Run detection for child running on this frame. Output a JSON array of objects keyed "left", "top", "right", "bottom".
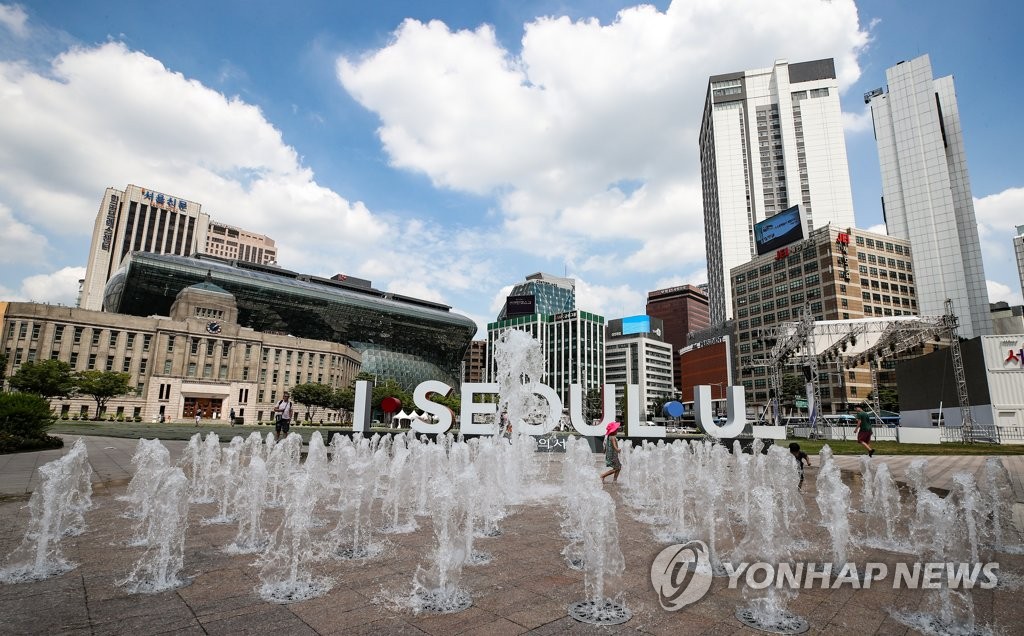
[{"left": 600, "top": 421, "right": 622, "bottom": 483}]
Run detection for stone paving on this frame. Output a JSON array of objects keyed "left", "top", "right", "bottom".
[{"left": 1, "top": 436, "right": 1023, "bottom": 635}]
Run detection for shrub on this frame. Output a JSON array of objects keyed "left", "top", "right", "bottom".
[
  {"left": 0, "top": 393, "right": 56, "bottom": 439},
  {"left": 133, "top": 416, "right": 142, "bottom": 422},
  {"left": 0, "top": 432, "right": 63, "bottom": 454}
]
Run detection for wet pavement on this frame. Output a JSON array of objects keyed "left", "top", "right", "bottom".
[{"left": 1, "top": 435, "right": 1022, "bottom": 635}]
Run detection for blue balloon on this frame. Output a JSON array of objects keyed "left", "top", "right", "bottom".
[{"left": 662, "top": 401, "right": 685, "bottom": 418}]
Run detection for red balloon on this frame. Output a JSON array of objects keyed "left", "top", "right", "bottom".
[{"left": 381, "top": 396, "right": 401, "bottom": 413}]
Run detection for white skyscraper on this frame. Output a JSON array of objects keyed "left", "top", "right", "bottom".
[
  {"left": 1015, "top": 225, "right": 1024, "bottom": 300},
  {"left": 867, "top": 54, "right": 991, "bottom": 338},
  {"left": 700, "top": 59, "right": 855, "bottom": 324}
]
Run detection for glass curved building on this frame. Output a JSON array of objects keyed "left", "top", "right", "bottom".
[{"left": 103, "top": 252, "right": 477, "bottom": 389}]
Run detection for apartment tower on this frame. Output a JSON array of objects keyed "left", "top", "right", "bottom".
[{"left": 699, "top": 58, "right": 856, "bottom": 324}]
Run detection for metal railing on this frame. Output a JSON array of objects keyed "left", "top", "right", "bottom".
[
  {"left": 789, "top": 424, "right": 1024, "bottom": 445},
  {"left": 940, "top": 424, "right": 1024, "bottom": 444},
  {"left": 790, "top": 426, "right": 897, "bottom": 441}
]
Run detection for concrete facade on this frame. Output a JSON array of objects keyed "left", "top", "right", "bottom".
[
  {"left": 730, "top": 226, "right": 917, "bottom": 411},
  {"left": 867, "top": 54, "right": 991, "bottom": 338},
  {"left": 79, "top": 185, "right": 279, "bottom": 312},
  {"left": 700, "top": 58, "right": 856, "bottom": 324},
  {"left": 645, "top": 285, "right": 710, "bottom": 390},
  {"left": 205, "top": 221, "right": 277, "bottom": 265},
  {"left": 80, "top": 185, "right": 208, "bottom": 311},
  {"left": 604, "top": 317, "right": 674, "bottom": 418},
  {"left": 0, "top": 287, "right": 360, "bottom": 424},
  {"left": 461, "top": 339, "right": 487, "bottom": 384}
]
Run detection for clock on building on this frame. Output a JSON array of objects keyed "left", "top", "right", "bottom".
[{"left": 206, "top": 321, "right": 222, "bottom": 334}]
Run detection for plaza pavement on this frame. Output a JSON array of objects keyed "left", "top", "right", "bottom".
[{"left": 0, "top": 434, "right": 1023, "bottom": 635}]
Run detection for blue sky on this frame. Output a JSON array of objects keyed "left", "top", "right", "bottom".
[{"left": 1, "top": 0, "right": 1022, "bottom": 337}]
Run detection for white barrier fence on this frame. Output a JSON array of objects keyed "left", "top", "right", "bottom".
[
  {"left": 792, "top": 424, "right": 1024, "bottom": 445},
  {"left": 791, "top": 426, "right": 898, "bottom": 442}
]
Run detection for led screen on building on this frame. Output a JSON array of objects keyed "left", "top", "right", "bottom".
[
  {"left": 754, "top": 205, "right": 804, "bottom": 255},
  {"left": 621, "top": 315, "right": 651, "bottom": 335},
  {"left": 505, "top": 294, "right": 536, "bottom": 317}
]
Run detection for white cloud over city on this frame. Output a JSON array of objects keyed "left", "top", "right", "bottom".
[{"left": 338, "top": 0, "right": 870, "bottom": 277}]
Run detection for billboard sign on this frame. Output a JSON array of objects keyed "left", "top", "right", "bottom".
[
  {"left": 505, "top": 294, "right": 536, "bottom": 317},
  {"left": 754, "top": 205, "right": 804, "bottom": 256},
  {"left": 622, "top": 315, "right": 651, "bottom": 335}
]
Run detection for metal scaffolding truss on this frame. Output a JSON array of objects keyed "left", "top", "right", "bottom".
[{"left": 751, "top": 301, "right": 975, "bottom": 439}]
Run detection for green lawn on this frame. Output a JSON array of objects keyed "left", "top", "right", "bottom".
[
  {"left": 787, "top": 438, "right": 1024, "bottom": 456},
  {"left": 46, "top": 420, "right": 1024, "bottom": 455}
]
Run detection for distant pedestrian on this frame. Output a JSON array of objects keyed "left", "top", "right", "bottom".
[
  {"left": 600, "top": 421, "right": 622, "bottom": 483},
  {"left": 229, "top": 407, "right": 236, "bottom": 425},
  {"left": 854, "top": 405, "right": 875, "bottom": 457},
  {"left": 274, "top": 392, "right": 293, "bottom": 441},
  {"left": 194, "top": 412, "right": 201, "bottom": 427}
]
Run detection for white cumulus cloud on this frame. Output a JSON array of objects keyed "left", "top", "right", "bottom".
[
  {"left": 0, "top": 42, "right": 413, "bottom": 289},
  {"left": 987, "top": 280, "right": 1023, "bottom": 307},
  {"left": 17, "top": 266, "right": 84, "bottom": 304},
  {"left": 337, "top": 0, "right": 870, "bottom": 279},
  {"left": 0, "top": 3, "right": 27, "bottom": 38}
]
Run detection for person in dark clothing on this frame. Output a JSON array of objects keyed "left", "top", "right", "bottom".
[{"left": 789, "top": 442, "right": 811, "bottom": 487}]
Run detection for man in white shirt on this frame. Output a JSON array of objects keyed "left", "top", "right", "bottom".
[{"left": 274, "top": 392, "right": 293, "bottom": 441}]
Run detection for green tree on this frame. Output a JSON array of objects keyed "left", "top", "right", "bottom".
[
  {"left": 290, "top": 382, "right": 336, "bottom": 421},
  {"left": 75, "top": 371, "right": 132, "bottom": 419},
  {"left": 332, "top": 386, "right": 355, "bottom": 411},
  {"left": 425, "top": 390, "right": 459, "bottom": 418},
  {"left": 8, "top": 359, "right": 77, "bottom": 399},
  {"left": 0, "top": 352, "right": 8, "bottom": 388},
  {"left": 372, "top": 378, "right": 411, "bottom": 421},
  {"left": 869, "top": 387, "right": 900, "bottom": 412},
  {"left": 0, "top": 392, "right": 55, "bottom": 439},
  {"left": 780, "top": 374, "right": 805, "bottom": 407},
  {"left": 351, "top": 371, "right": 377, "bottom": 387}
]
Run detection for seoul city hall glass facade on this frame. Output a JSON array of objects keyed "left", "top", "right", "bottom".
[{"left": 103, "top": 253, "right": 476, "bottom": 389}]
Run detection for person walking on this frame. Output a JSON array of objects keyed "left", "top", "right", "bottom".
[
  {"left": 194, "top": 411, "right": 201, "bottom": 427},
  {"left": 274, "top": 392, "right": 293, "bottom": 441},
  {"left": 600, "top": 421, "right": 622, "bottom": 483},
  {"left": 229, "top": 407, "right": 236, "bottom": 426},
  {"left": 854, "top": 404, "right": 875, "bottom": 457}
]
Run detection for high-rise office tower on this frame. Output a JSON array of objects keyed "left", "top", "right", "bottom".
[
  {"left": 1015, "top": 225, "right": 1024, "bottom": 300},
  {"left": 80, "top": 185, "right": 280, "bottom": 312},
  {"left": 867, "top": 54, "right": 991, "bottom": 338},
  {"left": 645, "top": 285, "right": 709, "bottom": 390},
  {"left": 81, "top": 185, "right": 208, "bottom": 311},
  {"left": 495, "top": 272, "right": 575, "bottom": 320},
  {"left": 700, "top": 59, "right": 856, "bottom": 324},
  {"left": 605, "top": 316, "right": 675, "bottom": 418},
  {"left": 487, "top": 273, "right": 604, "bottom": 404}
]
